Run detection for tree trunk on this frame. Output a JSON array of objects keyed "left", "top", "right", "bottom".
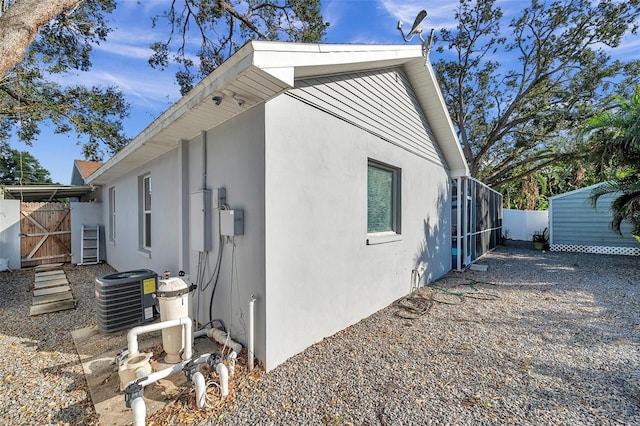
[{"left": 0, "top": 0, "right": 82, "bottom": 80}]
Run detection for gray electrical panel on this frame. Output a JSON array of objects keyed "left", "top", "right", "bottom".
[
  {"left": 220, "top": 209, "right": 244, "bottom": 236},
  {"left": 190, "top": 190, "right": 212, "bottom": 251}
]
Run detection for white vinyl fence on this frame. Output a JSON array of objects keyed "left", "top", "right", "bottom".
[{"left": 502, "top": 209, "right": 548, "bottom": 241}]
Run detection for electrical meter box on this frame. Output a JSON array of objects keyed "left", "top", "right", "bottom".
[{"left": 220, "top": 209, "right": 244, "bottom": 236}]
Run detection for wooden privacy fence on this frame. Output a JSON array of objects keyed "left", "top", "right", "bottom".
[{"left": 20, "top": 202, "right": 72, "bottom": 268}]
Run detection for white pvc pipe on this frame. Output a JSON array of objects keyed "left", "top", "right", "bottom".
[
  {"left": 248, "top": 295, "right": 256, "bottom": 370},
  {"left": 216, "top": 363, "right": 229, "bottom": 397},
  {"left": 193, "top": 371, "right": 206, "bottom": 408},
  {"left": 207, "top": 328, "right": 242, "bottom": 354},
  {"left": 193, "top": 327, "right": 209, "bottom": 339},
  {"left": 127, "top": 317, "right": 193, "bottom": 361},
  {"left": 125, "top": 353, "right": 212, "bottom": 426},
  {"left": 127, "top": 353, "right": 209, "bottom": 391},
  {"left": 132, "top": 397, "right": 146, "bottom": 426}
]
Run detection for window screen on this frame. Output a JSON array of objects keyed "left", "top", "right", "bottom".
[{"left": 368, "top": 161, "right": 399, "bottom": 233}]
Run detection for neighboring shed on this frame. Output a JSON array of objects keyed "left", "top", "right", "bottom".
[{"left": 549, "top": 183, "right": 640, "bottom": 256}]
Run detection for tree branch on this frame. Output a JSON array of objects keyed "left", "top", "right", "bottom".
[
  {"left": 216, "top": 0, "right": 267, "bottom": 39},
  {"left": 0, "top": 0, "right": 84, "bottom": 79}
]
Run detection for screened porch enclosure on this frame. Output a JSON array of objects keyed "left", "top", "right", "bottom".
[{"left": 452, "top": 177, "right": 503, "bottom": 270}]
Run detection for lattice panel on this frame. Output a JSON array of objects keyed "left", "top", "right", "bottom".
[{"left": 550, "top": 244, "right": 640, "bottom": 256}]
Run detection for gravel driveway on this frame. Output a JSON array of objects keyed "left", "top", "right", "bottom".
[{"left": 0, "top": 243, "right": 638, "bottom": 425}]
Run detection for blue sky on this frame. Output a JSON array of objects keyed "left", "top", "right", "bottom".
[{"left": 7, "top": 0, "right": 640, "bottom": 184}]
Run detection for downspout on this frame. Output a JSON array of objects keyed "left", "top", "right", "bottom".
[
  {"left": 178, "top": 139, "right": 189, "bottom": 272},
  {"left": 201, "top": 130, "right": 207, "bottom": 190}
]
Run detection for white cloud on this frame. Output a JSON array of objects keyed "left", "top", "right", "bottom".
[
  {"left": 379, "top": 0, "right": 459, "bottom": 31},
  {"left": 93, "top": 40, "right": 154, "bottom": 60}
]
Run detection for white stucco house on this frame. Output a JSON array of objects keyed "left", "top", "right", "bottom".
[{"left": 85, "top": 41, "right": 470, "bottom": 370}]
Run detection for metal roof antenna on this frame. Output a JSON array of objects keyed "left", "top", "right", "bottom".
[{"left": 397, "top": 10, "right": 434, "bottom": 61}]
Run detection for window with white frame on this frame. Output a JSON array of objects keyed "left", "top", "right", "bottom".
[
  {"left": 108, "top": 186, "right": 116, "bottom": 242},
  {"left": 139, "top": 174, "right": 151, "bottom": 250},
  {"left": 367, "top": 159, "right": 401, "bottom": 236}
]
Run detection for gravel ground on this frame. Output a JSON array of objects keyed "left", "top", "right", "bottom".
[
  {"left": 0, "top": 244, "right": 638, "bottom": 425},
  {"left": 0, "top": 262, "right": 114, "bottom": 425}
]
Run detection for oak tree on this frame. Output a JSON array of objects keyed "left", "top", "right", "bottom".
[
  {"left": 0, "top": 0, "right": 129, "bottom": 160},
  {"left": 434, "top": 0, "right": 640, "bottom": 194},
  {"left": 148, "top": 0, "right": 328, "bottom": 95}
]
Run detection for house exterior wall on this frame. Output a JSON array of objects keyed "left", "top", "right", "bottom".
[
  {"left": 98, "top": 105, "right": 268, "bottom": 363},
  {"left": 186, "top": 105, "right": 267, "bottom": 365},
  {"left": 70, "top": 202, "right": 104, "bottom": 265},
  {"left": 550, "top": 186, "right": 639, "bottom": 255},
  {"left": 0, "top": 199, "right": 21, "bottom": 270},
  {"left": 262, "top": 90, "right": 452, "bottom": 369},
  {"left": 97, "top": 64, "right": 459, "bottom": 371},
  {"left": 100, "top": 150, "right": 181, "bottom": 273}
]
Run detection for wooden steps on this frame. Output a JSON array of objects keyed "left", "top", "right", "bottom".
[{"left": 30, "top": 264, "right": 77, "bottom": 316}]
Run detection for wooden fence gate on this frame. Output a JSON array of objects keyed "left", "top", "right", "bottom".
[{"left": 20, "top": 202, "right": 72, "bottom": 268}]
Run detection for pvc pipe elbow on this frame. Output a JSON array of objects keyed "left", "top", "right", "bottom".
[
  {"left": 216, "top": 363, "right": 229, "bottom": 398},
  {"left": 207, "top": 328, "right": 242, "bottom": 354},
  {"left": 193, "top": 371, "right": 206, "bottom": 408},
  {"left": 131, "top": 397, "right": 146, "bottom": 426},
  {"left": 127, "top": 317, "right": 193, "bottom": 361}
]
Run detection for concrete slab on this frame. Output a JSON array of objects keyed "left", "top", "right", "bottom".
[
  {"left": 34, "top": 263, "right": 64, "bottom": 272},
  {"left": 32, "top": 292, "right": 74, "bottom": 305},
  {"left": 35, "top": 269, "right": 66, "bottom": 277},
  {"left": 29, "top": 300, "right": 76, "bottom": 316},
  {"left": 34, "top": 278, "right": 69, "bottom": 289},
  {"left": 34, "top": 271, "right": 67, "bottom": 283},
  {"left": 33, "top": 285, "right": 71, "bottom": 296},
  {"left": 72, "top": 324, "right": 218, "bottom": 426}
]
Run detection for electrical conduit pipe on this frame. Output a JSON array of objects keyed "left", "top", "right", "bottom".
[
  {"left": 127, "top": 317, "right": 193, "bottom": 361},
  {"left": 248, "top": 295, "right": 256, "bottom": 370}
]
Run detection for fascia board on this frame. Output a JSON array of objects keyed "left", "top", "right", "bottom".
[
  {"left": 548, "top": 182, "right": 603, "bottom": 201},
  {"left": 251, "top": 41, "right": 423, "bottom": 81},
  {"left": 405, "top": 58, "right": 469, "bottom": 177}
]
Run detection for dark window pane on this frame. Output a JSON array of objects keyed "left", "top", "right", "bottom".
[{"left": 368, "top": 165, "right": 394, "bottom": 233}]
